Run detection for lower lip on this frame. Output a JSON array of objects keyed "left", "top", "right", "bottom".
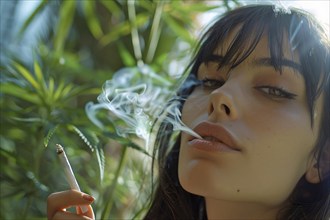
[{"left": 188, "top": 139, "right": 238, "bottom": 152}]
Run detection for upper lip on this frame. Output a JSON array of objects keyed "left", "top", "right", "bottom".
[{"left": 190, "top": 121, "right": 241, "bottom": 151}]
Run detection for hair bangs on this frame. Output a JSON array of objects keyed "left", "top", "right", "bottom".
[
  {"left": 192, "top": 5, "right": 294, "bottom": 74},
  {"left": 193, "top": 7, "right": 268, "bottom": 72}
]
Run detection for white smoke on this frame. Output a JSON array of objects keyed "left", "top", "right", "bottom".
[{"left": 86, "top": 65, "right": 201, "bottom": 150}]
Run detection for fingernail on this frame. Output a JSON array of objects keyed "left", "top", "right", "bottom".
[{"left": 82, "top": 194, "right": 95, "bottom": 202}]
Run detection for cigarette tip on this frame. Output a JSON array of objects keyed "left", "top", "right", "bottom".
[{"left": 56, "top": 144, "right": 64, "bottom": 154}]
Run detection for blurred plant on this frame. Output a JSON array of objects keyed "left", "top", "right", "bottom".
[{"left": 0, "top": 0, "right": 240, "bottom": 219}]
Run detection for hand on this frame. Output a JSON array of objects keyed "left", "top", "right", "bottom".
[{"left": 47, "top": 190, "right": 95, "bottom": 220}]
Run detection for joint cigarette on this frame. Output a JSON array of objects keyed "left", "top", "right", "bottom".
[{"left": 56, "top": 144, "right": 89, "bottom": 214}]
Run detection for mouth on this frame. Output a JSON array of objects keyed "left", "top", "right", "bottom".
[
  {"left": 203, "top": 136, "right": 220, "bottom": 142},
  {"left": 188, "top": 121, "right": 241, "bottom": 152}
]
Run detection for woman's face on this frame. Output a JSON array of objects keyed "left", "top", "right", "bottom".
[{"left": 178, "top": 33, "right": 324, "bottom": 207}]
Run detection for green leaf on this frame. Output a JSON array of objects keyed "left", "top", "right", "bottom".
[
  {"left": 34, "top": 61, "right": 45, "bottom": 88},
  {"left": 100, "top": 0, "right": 121, "bottom": 17},
  {"left": 68, "top": 125, "right": 104, "bottom": 181},
  {"left": 95, "top": 143, "right": 105, "bottom": 181},
  {"left": 60, "top": 84, "right": 73, "bottom": 98},
  {"left": 69, "top": 125, "right": 99, "bottom": 152},
  {"left": 44, "top": 124, "right": 59, "bottom": 148},
  {"left": 100, "top": 14, "right": 149, "bottom": 46},
  {"left": 0, "top": 188, "right": 25, "bottom": 199},
  {"left": 47, "top": 77, "right": 55, "bottom": 103},
  {"left": 100, "top": 21, "right": 131, "bottom": 46},
  {"left": 1, "top": 83, "right": 40, "bottom": 104},
  {"left": 26, "top": 171, "right": 49, "bottom": 192},
  {"left": 11, "top": 117, "right": 43, "bottom": 123},
  {"left": 18, "top": 0, "right": 48, "bottom": 38},
  {"left": 117, "top": 42, "right": 136, "bottom": 66},
  {"left": 54, "top": 0, "right": 77, "bottom": 53},
  {"left": 82, "top": 0, "right": 104, "bottom": 39},
  {"left": 13, "top": 62, "right": 40, "bottom": 91},
  {"left": 146, "top": 1, "right": 164, "bottom": 63},
  {"left": 53, "top": 80, "right": 65, "bottom": 101},
  {"left": 173, "top": 2, "right": 219, "bottom": 13},
  {"left": 162, "top": 14, "right": 194, "bottom": 44}
]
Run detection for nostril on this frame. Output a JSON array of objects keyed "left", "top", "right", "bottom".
[
  {"left": 222, "top": 104, "right": 230, "bottom": 115},
  {"left": 208, "top": 104, "right": 214, "bottom": 115},
  {"left": 209, "top": 102, "right": 231, "bottom": 116},
  {"left": 208, "top": 92, "right": 236, "bottom": 118}
]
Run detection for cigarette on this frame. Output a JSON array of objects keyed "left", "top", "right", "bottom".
[{"left": 56, "top": 144, "right": 89, "bottom": 214}]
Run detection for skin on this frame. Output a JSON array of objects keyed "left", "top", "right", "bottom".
[
  {"left": 178, "top": 32, "right": 323, "bottom": 219},
  {"left": 47, "top": 190, "right": 95, "bottom": 220}
]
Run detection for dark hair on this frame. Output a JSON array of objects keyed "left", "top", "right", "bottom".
[{"left": 144, "top": 4, "right": 330, "bottom": 220}]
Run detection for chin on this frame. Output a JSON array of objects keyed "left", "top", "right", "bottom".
[{"left": 178, "top": 162, "right": 220, "bottom": 196}]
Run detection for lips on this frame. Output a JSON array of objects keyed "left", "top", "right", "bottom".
[{"left": 188, "top": 121, "right": 241, "bottom": 152}]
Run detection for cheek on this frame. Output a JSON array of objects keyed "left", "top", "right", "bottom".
[
  {"left": 244, "top": 95, "right": 315, "bottom": 144},
  {"left": 239, "top": 105, "right": 318, "bottom": 202},
  {"left": 245, "top": 100, "right": 317, "bottom": 166}
]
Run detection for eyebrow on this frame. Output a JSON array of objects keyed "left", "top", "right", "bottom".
[
  {"left": 253, "top": 57, "right": 302, "bottom": 74},
  {"left": 204, "top": 55, "right": 302, "bottom": 75}
]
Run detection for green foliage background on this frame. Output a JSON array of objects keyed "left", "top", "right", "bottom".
[{"left": 0, "top": 0, "right": 239, "bottom": 219}]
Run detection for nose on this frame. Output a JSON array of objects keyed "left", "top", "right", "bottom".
[{"left": 208, "top": 86, "right": 239, "bottom": 121}]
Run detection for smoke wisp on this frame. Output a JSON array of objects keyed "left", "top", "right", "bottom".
[{"left": 86, "top": 65, "right": 201, "bottom": 149}]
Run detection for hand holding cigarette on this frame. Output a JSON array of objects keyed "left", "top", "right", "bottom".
[
  {"left": 56, "top": 144, "right": 89, "bottom": 213},
  {"left": 47, "top": 190, "right": 95, "bottom": 220}
]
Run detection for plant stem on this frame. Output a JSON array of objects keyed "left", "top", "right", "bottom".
[
  {"left": 100, "top": 145, "right": 128, "bottom": 219},
  {"left": 128, "top": 0, "right": 144, "bottom": 67},
  {"left": 146, "top": 1, "right": 164, "bottom": 63}
]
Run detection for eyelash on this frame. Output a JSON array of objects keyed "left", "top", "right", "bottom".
[
  {"left": 200, "top": 78, "right": 297, "bottom": 100},
  {"left": 254, "top": 86, "right": 297, "bottom": 99}
]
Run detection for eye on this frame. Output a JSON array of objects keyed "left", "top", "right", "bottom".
[
  {"left": 255, "top": 86, "right": 297, "bottom": 99},
  {"left": 201, "top": 78, "right": 225, "bottom": 89}
]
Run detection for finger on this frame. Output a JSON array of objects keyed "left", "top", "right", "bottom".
[
  {"left": 53, "top": 210, "right": 93, "bottom": 220},
  {"left": 76, "top": 204, "right": 95, "bottom": 218},
  {"left": 47, "top": 190, "right": 94, "bottom": 219}
]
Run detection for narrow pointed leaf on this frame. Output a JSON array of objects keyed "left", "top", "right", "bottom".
[
  {"left": 95, "top": 143, "right": 105, "bottom": 181},
  {"left": 13, "top": 62, "right": 40, "bottom": 91},
  {"left": 44, "top": 124, "right": 59, "bottom": 148},
  {"left": 100, "top": 0, "right": 121, "bottom": 16},
  {"left": 53, "top": 80, "right": 65, "bottom": 101},
  {"left": 69, "top": 125, "right": 99, "bottom": 152},
  {"left": 162, "top": 14, "right": 194, "bottom": 44},
  {"left": 34, "top": 61, "right": 45, "bottom": 87},
  {"left": 117, "top": 42, "right": 136, "bottom": 66},
  {"left": 18, "top": 0, "right": 48, "bottom": 37},
  {"left": 54, "top": 0, "right": 76, "bottom": 53},
  {"left": 83, "top": 0, "right": 104, "bottom": 39},
  {"left": 47, "top": 77, "right": 55, "bottom": 103},
  {"left": 1, "top": 83, "right": 40, "bottom": 104}
]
